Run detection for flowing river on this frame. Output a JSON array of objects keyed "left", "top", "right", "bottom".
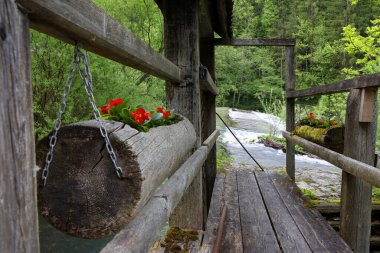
[{"left": 217, "top": 107, "right": 342, "bottom": 201}]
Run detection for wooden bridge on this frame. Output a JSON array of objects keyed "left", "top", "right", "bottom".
[{"left": 2, "top": 0, "right": 380, "bottom": 253}]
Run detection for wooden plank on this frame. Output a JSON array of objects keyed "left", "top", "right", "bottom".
[
  {"left": 286, "top": 72, "right": 380, "bottom": 98},
  {"left": 286, "top": 46, "right": 296, "bottom": 179},
  {"left": 269, "top": 172, "right": 352, "bottom": 253},
  {"left": 340, "top": 88, "right": 377, "bottom": 252},
  {"left": 200, "top": 66, "right": 219, "bottom": 95},
  {"left": 0, "top": 1, "right": 39, "bottom": 252},
  {"left": 18, "top": 0, "right": 182, "bottom": 82},
  {"left": 282, "top": 131, "right": 380, "bottom": 188},
  {"left": 214, "top": 38, "right": 296, "bottom": 46},
  {"left": 200, "top": 173, "right": 226, "bottom": 253},
  {"left": 101, "top": 146, "right": 210, "bottom": 253},
  {"left": 221, "top": 172, "right": 244, "bottom": 252},
  {"left": 255, "top": 172, "right": 312, "bottom": 253},
  {"left": 202, "top": 130, "right": 220, "bottom": 149},
  {"left": 237, "top": 171, "right": 281, "bottom": 253},
  {"left": 359, "top": 87, "right": 377, "bottom": 122},
  {"left": 163, "top": 0, "right": 204, "bottom": 230},
  {"left": 200, "top": 41, "right": 218, "bottom": 221}
]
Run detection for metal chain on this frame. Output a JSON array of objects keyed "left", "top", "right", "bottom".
[
  {"left": 41, "top": 51, "right": 80, "bottom": 186},
  {"left": 41, "top": 46, "right": 123, "bottom": 186},
  {"left": 76, "top": 48, "right": 124, "bottom": 179}
]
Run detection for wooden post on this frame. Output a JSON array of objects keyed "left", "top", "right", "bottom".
[
  {"left": 340, "top": 88, "right": 377, "bottom": 252},
  {"left": 200, "top": 39, "right": 217, "bottom": 215},
  {"left": 0, "top": 1, "right": 40, "bottom": 252},
  {"left": 285, "top": 46, "right": 296, "bottom": 179},
  {"left": 163, "top": 0, "right": 204, "bottom": 229}
]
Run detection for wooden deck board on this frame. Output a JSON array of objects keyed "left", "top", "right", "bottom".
[
  {"left": 269, "top": 171, "right": 353, "bottom": 253},
  {"left": 201, "top": 170, "right": 352, "bottom": 253},
  {"left": 236, "top": 171, "right": 281, "bottom": 253},
  {"left": 256, "top": 172, "right": 312, "bottom": 253},
  {"left": 221, "top": 172, "right": 244, "bottom": 252}
]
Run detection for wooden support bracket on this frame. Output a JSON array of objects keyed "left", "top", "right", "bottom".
[{"left": 359, "top": 87, "right": 377, "bottom": 122}]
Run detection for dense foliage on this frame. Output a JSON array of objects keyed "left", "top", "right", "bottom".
[{"left": 31, "top": 0, "right": 380, "bottom": 143}]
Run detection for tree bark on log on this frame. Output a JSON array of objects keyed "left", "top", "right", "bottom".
[
  {"left": 294, "top": 125, "right": 344, "bottom": 153},
  {"left": 36, "top": 117, "right": 196, "bottom": 238}
]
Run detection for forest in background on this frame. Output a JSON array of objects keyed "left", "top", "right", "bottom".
[{"left": 31, "top": 0, "right": 380, "bottom": 142}]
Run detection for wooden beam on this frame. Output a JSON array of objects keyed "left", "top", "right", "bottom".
[
  {"left": 100, "top": 145, "right": 211, "bottom": 253},
  {"left": 359, "top": 87, "right": 377, "bottom": 122},
  {"left": 286, "top": 72, "right": 380, "bottom": 98},
  {"left": 340, "top": 88, "right": 377, "bottom": 252},
  {"left": 200, "top": 40, "right": 218, "bottom": 221},
  {"left": 0, "top": 1, "right": 39, "bottom": 252},
  {"left": 285, "top": 46, "right": 296, "bottom": 180},
  {"left": 163, "top": 0, "right": 204, "bottom": 230},
  {"left": 200, "top": 66, "right": 219, "bottom": 95},
  {"left": 282, "top": 131, "right": 380, "bottom": 188},
  {"left": 202, "top": 130, "right": 220, "bottom": 149},
  {"left": 18, "top": 0, "right": 182, "bottom": 82},
  {"left": 214, "top": 38, "right": 296, "bottom": 46}
]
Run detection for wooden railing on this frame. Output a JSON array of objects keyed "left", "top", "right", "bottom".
[
  {"left": 2, "top": 0, "right": 219, "bottom": 252},
  {"left": 283, "top": 66, "right": 380, "bottom": 252}
]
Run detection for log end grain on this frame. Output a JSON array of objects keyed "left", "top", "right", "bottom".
[{"left": 36, "top": 117, "right": 196, "bottom": 238}]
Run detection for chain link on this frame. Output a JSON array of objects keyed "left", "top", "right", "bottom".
[{"left": 41, "top": 46, "right": 123, "bottom": 186}]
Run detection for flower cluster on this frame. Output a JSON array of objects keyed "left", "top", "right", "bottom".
[
  {"left": 299, "top": 112, "right": 337, "bottom": 128},
  {"left": 99, "top": 98, "right": 177, "bottom": 132}
]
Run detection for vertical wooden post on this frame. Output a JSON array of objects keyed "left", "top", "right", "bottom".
[
  {"left": 285, "top": 46, "right": 296, "bottom": 179},
  {"left": 0, "top": 1, "right": 40, "bottom": 252},
  {"left": 163, "top": 0, "right": 204, "bottom": 229},
  {"left": 340, "top": 88, "right": 377, "bottom": 252},
  {"left": 200, "top": 39, "right": 217, "bottom": 215}
]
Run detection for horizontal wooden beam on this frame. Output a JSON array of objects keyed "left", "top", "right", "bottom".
[
  {"left": 282, "top": 131, "right": 380, "bottom": 188},
  {"left": 200, "top": 66, "right": 219, "bottom": 95},
  {"left": 100, "top": 144, "right": 213, "bottom": 253},
  {"left": 287, "top": 73, "right": 380, "bottom": 98},
  {"left": 214, "top": 38, "right": 296, "bottom": 46},
  {"left": 202, "top": 129, "right": 219, "bottom": 149},
  {"left": 19, "top": 0, "right": 182, "bottom": 82}
]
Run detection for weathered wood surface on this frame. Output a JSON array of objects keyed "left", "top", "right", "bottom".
[
  {"left": 283, "top": 131, "right": 380, "bottom": 188},
  {"left": 270, "top": 172, "right": 352, "bottom": 252},
  {"left": 200, "top": 66, "right": 219, "bottom": 95},
  {"left": 201, "top": 170, "right": 351, "bottom": 252},
  {"left": 237, "top": 171, "right": 280, "bottom": 253},
  {"left": 101, "top": 144, "right": 212, "bottom": 253},
  {"left": 359, "top": 87, "right": 377, "bottom": 122},
  {"left": 340, "top": 88, "right": 377, "bottom": 252},
  {"left": 163, "top": 0, "right": 205, "bottom": 230},
  {"left": 18, "top": 0, "right": 182, "bottom": 82},
  {"left": 286, "top": 46, "right": 296, "bottom": 179},
  {"left": 294, "top": 125, "right": 344, "bottom": 153},
  {"left": 286, "top": 72, "right": 380, "bottom": 98},
  {"left": 36, "top": 118, "right": 196, "bottom": 238},
  {"left": 0, "top": 1, "right": 40, "bottom": 252},
  {"left": 200, "top": 40, "right": 218, "bottom": 220},
  {"left": 256, "top": 172, "right": 312, "bottom": 253},
  {"left": 214, "top": 38, "right": 296, "bottom": 46},
  {"left": 199, "top": 172, "right": 226, "bottom": 253}
]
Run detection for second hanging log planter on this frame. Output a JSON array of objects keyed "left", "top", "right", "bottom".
[
  {"left": 36, "top": 116, "right": 196, "bottom": 239},
  {"left": 293, "top": 125, "right": 344, "bottom": 154}
]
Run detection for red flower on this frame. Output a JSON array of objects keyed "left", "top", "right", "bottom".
[
  {"left": 101, "top": 105, "right": 112, "bottom": 115},
  {"left": 109, "top": 98, "right": 123, "bottom": 107},
  {"left": 157, "top": 107, "right": 171, "bottom": 118},
  {"left": 309, "top": 113, "right": 314, "bottom": 119},
  {"left": 130, "top": 107, "right": 152, "bottom": 125},
  {"left": 313, "top": 119, "right": 317, "bottom": 124},
  {"left": 319, "top": 119, "right": 323, "bottom": 124}
]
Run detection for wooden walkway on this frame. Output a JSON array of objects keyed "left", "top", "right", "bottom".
[{"left": 200, "top": 170, "right": 353, "bottom": 253}]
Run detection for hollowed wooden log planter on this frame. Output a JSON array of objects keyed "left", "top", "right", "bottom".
[
  {"left": 293, "top": 125, "right": 344, "bottom": 153},
  {"left": 36, "top": 117, "right": 196, "bottom": 239}
]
